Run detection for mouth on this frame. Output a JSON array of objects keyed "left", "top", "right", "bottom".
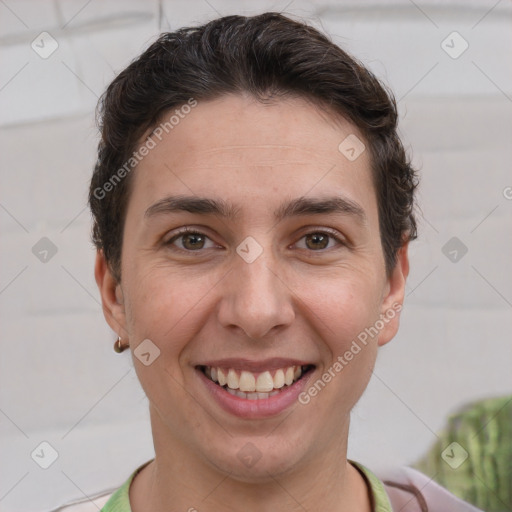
[{"left": 196, "top": 364, "right": 315, "bottom": 400}]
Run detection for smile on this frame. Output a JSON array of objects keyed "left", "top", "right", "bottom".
[{"left": 198, "top": 364, "right": 315, "bottom": 400}]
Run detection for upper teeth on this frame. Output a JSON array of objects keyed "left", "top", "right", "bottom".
[{"left": 205, "top": 366, "right": 303, "bottom": 392}]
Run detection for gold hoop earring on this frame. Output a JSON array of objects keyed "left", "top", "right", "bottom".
[{"left": 114, "top": 337, "right": 127, "bottom": 353}]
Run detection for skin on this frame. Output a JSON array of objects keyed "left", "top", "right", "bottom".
[{"left": 95, "top": 92, "right": 409, "bottom": 512}]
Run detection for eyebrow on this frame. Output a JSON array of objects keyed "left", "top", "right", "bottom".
[{"left": 144, "top": 194, "right": 366, "bottom": 223}]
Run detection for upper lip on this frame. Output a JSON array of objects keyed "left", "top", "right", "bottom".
[{"left": 195, "top": 358, "right": 315, "bottom": 372}]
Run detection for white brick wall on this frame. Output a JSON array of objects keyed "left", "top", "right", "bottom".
[{"left": 1, "top": 1, "right": 511, "bottom": 510}]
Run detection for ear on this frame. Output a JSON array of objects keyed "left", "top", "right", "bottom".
[
  {"left": 94, "top": 250, "right": 128, "bottom": 340},
  {"left": 377, "top": 242, "right": 410, "bottom": 347}
]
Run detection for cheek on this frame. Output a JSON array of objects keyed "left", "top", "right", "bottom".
[
  {"left": 123, "top": 264, "right": 216, "bottom": 353},
  {"left": 301, "top": 281, "right": 381, "bottom": 420},
  {"left": 298, "top": 273, "right": 382, "bottom": 408},
  {"left": 122, "top": 269, "right": 202, "bottom": 417},
  {"left": 301, "top": 272, "right": 382, "bottom": 349}
]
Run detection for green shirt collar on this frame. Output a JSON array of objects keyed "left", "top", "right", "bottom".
[
  {"left": 101, "top": 459, "right": 393, "bottom": 512},
  {"left": 350, "top": 460, "right": 394, "bottom": 512}
]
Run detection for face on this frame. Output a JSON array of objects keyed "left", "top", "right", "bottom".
[{"left": 96, "top": 93, "right": 408, "bottom": 480}]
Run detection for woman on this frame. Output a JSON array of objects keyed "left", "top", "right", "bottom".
[{"left": 60, "top": 12, "right": 482, "bottom": 512}]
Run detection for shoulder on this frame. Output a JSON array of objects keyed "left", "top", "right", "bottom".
[
  {"left": 51, "top": 459, "right": 152, "bottom": 512},
  {"left": 52, "top": 461, "right": 485, "bottom": 512},
  {"left": 374, "top": 465, "right": 485, "bottom": 512},
  {"left": 50, "top": 490, "right": 114, "bottom": 512}
]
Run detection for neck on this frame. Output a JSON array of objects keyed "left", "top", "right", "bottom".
[{"left": 130, "top": 407, "right": 372, "bottom": 512}]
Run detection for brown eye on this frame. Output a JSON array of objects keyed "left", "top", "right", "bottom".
[
  {"left": 181, "top": 232, "right": 206, "bottom": 250},
  {"left": 305, "top": 233, "right": 329, "bottom": 250},
  {"left": 295, "top": 230, "right": 344, "bottom": 252},
  {"left": 166, "top": 229, "right": 216, "bottom": 252}
]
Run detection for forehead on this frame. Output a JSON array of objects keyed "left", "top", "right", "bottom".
[{"left": 128, "top": 94, "right": 377, "bottom": 221}]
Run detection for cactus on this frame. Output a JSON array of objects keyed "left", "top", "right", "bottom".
[{"left": 413, "top": 395, "right": 512, "bottom": 511}]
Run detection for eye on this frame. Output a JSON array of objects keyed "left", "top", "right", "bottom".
[
  {"left": 295, "top": 230, "right": 345, "bottom": 251},
  {"left": 165, "top": 228, "right": 218, "bottom": 252},
  {"left": 165, "top": 227, "right": 346, "bottom": 254}
]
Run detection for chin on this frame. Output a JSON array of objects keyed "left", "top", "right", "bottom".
[{"left": 204, "top": 436, "right": 307, "bottom": 483}]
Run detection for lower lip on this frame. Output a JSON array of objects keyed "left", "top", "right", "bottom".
[{"left": 196, "top": 368, "right": 314, "bottom": 419}]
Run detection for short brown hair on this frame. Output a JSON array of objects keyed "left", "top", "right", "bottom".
[{"left": 89, "top": 12, "right": 418, "bottom": 281}]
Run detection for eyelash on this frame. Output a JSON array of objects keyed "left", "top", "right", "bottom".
[{"left": 165, "top": 227, "right": 346, "bottom": 254}]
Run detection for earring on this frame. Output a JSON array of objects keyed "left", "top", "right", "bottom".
[{"left": 114, "top": 336, "right": 127, "bottom": 353}]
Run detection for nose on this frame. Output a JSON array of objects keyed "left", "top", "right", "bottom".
[{"left": 217, "top": 245, "right": 295, "bottom": 340}]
